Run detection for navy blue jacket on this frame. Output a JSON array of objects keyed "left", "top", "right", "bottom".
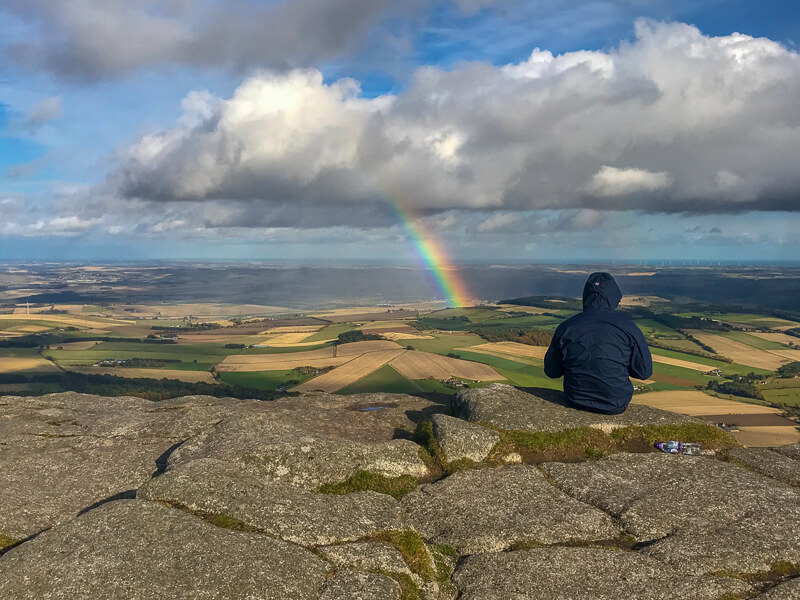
[{"left": 544, "top": 272, "right": 652, "bottom": 414}]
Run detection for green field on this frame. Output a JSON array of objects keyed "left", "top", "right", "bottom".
[
  {"left": 761, "top": 387, "right": 800, "bottom": 407},
  {"left": 219, "top": 370, "right": 315, "bottom": 391},
  {"left": 716, "top": 330, "right": 788, "bottom": 350},
  {"left": 338, "top": 365, "right": 423, "bottom": 395},
  {"left": 46, "top": 342, "right": 236, "bottom": 366},
  {"left": 402, "top": 333, "right": 486, "bottom": 354},
  {"left": 635, "top": 319, "right": 682, "bottom": 338},
  {"left": 303, "top": 324, "right": 355, "bottom": 342},
  {"left": 675, "top": 311, "right": 800, "bottom": 329}
]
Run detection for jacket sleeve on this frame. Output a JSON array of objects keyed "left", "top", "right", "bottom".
[
  {"left": 544, "top": 326, "right": 564, "bottom": 379},
  {"left": 628, "top": 326, "right": 653, "bottom": 380}
]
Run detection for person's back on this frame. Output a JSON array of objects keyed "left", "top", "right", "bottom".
[{"left": 544, "top": 272, "right": 652, "bottom": 414}]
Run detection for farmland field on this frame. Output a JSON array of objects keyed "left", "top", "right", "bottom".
[
  {"left": 687, "top": 330, "right": 793, "bottom": 371},
  {"left": 338, "top": 365, "right": 423, "bottom": 395},
  {"left": 389, "top": 350, "right": 502, "bottom": 381},
  {"left": 66, "top": 367, "right": 217, "bottom": 384},
  {"left": 218, "top": 370, "right": 315, "bottom": 390},
  {"left": 0, "top": 358, "right": 59, "bottom": 373},
  {"left": 292, "top": 349, "right": 405, "bottom": 393},
  {"left": 216, "top": 347, "right": 348, "bottom": 372},
  {"left": 750, "top": 332, "right": 800, "bottom": 346}
]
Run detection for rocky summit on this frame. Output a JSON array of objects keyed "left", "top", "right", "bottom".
[{"left": 1, "top": 383, "right": 798, "bottom": 599}]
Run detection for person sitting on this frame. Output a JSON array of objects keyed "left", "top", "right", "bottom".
[{"left": 544, "top": 272, "right": 652, "bottom": 414}]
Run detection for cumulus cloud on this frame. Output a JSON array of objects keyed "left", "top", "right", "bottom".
[
  {"left": 111, "top": 20, "right": 800, "bottom": 229},
  {"left": 584, "top": 166, "right": 672, "bottom": 197},
  {"left": 0, "top": 0, "right": 411, "bottom": 80}
]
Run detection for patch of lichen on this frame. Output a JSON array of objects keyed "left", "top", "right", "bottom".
[
  {"left": 711, "top": 561, "right": 800, "bottom": 584},
  {"left": 610, "top": 422, "right": 739, "bottom": 450},
  {"left": 0, "top": 534, "right": 20, "bottom": 552},
  {"left": 413, "top": 419, "right": 495, "bottom": 476},
  {"left": 206, "top": 513, "right": 250, "bottom": 531},
  {"left": 319, "top": 471, "right": 418, "bottom": 500},
  {"left": 372, "top": 530, "right": 434, "bottom": 581}
]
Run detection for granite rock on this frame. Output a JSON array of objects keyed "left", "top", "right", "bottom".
[
  {"left": 431, "top": 414, "right": 499, "bottom": 463},
  {"left": 402, "top": 465, "right": 620, "bottom": 553}
]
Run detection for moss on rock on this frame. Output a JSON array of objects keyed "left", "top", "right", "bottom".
[{"left": 319, "top": 471, "right": 418, "bottom": 500}]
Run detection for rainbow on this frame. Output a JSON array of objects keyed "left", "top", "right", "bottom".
[{"left": 389, "top": 202, "right": 472, "bottom": 307}]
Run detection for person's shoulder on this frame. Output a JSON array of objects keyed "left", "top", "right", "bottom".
[{"left": 609, "top": 310, "right": 643, "bottom": 333}]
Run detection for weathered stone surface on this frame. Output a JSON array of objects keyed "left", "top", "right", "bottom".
[
  {"left": 320, "top": 542, "right": 413, "bottom": 577},
  {"left": 729, "top": 447, "right": 800, "bottom": 486},
  {"left": 0, "top": 500, "right": 329, "bottom": 599},
  {"left": 138, "top": 458, "right": 406, "bottom": 546},
  {"left": 641, "top": 503, "right": 800, "bottom": 576},
  {"left": 453, "top": 383, "right": 694, "bottom": 432},
  {"left": 431, "top": 414, "right": 499, "bottom": 463},
  {"left": 0, "top": 393, "right": 261, "bottom": 539},
  {"left": 402, "top": 465, "right": 620, "bottom": 553},
  {"left": 775, "top": 442, "right": 800, "bottom": 461},
  {"left": 272, "top": 392, "right": 446, "bottom": 439},
  {"left": 753, "top": 578, "right": 800, "bottom": 599},
  {"left": 543, "top": 452, "right": 800, "bottom": 541},
  {"left": 168, "top": 413, "right": 428, "bottom": 487},
  {"left": 319, "top": 569, "right": 401, "bottom": 600},
  {"left": 452, "top": 547, "right": 751, "bottom": 600}
]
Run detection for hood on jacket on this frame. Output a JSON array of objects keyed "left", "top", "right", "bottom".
[{"left": 582, "top": 272, "right": 622, "bottom": 311}]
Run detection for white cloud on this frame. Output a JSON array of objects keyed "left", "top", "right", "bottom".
[
  {"left": 111, "top": 20, "right": 800, "bottom": 226},
  {"left": 25, "top": 96, "right": 62, "bottom": 126},
  {"left": 584, "top": 166, "right": 672, "bottom": 197}
]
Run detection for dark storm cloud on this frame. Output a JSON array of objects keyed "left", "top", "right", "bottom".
[{"left": 0, "top": 0, "right": 415, "bottom": 81}]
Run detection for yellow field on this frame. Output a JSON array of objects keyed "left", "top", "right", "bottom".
[
  {"left": 390, "top": 350, "right": 502, "bottom": 381},
  {"left": 215, "top": 347, "right": 352, "bottom": 372},
  {"left": 650, "top": 354, "right": 718, "bottom": 372},
  {"left": 124, "top": 303, "right": 288, "bottom": 317},
  {"left": 336, "top": 340, "right": 404, "bottom": 356},
  {"left": 67, "top": 367, "right": 217, "bottom": 384},
  {"left": 767, "top": 348, "right": 800, "bottom": 362},
  {"left": 14, "top": 304, "right": 85, "bottom": 314},
  {"left": 291, "top": 350, "right": 406, "bottom": 393},
  {"left": 264, "top": 325, "right": 322, "bottom": 334},
  {"left": 259, "top": 332, "right": 320, "bottom": 346},
  {"left": 380, "top": 332, "right": 434, "bottom": 341},
  {"left": 687, "top": 330, "right": 790, "bottom": 370},
  {"left": 468, "top": 342, "right": 548, "bottom": 360},
  {"left": 0, "top": 358, "right": 59, "bottom": 373},
  {"left": 57, "top": 341, "right": 101, "bottom": 350},
  {"left": 0, "top": 331, "right": 25, "bottom": 338},
  {"left": 354, "top": 321, "right": 412, "bottom": 330},
  {"left": 14, "top": 325, "right": 51, "bottom": 333},
  {"left": 750, "top": 332, "right": 800, "bottom": 346},
  {"left": 496, "top": 304, "right": 547, "bottom": 314},
  {"left": 733, "top": 426, "right": 800, "bottom": 447},
  {"left": 0, "top": 314, "right": 133, "bottom": 328},
  {"left": 631, "top": 390, "right": 782, "bottom": 416},
  {"left": 310, "top": 307, "right": 392, "bottom": 317}
]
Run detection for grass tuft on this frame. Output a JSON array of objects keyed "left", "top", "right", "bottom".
[
  {"left": 503, "top": 426, "right": 613, "bottom": 453},
  {"left": 0, "top": 534, "right": 20, "bottom": 552},
  {"left": 373, "top": 570, "right": 420, "bottom": 600},
  {"left": 319, "top": 471, "right": 418, "bottom": 500},
  {"left": 373, "top": 530, "right": 434, "bottom": 581},
  {"left": 610, "top": 422, "right": 739, "bottom": 449}
]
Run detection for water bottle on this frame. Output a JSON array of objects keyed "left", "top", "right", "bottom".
[{"left": 655, "top": 441, "right": 701, "bottom": 456}]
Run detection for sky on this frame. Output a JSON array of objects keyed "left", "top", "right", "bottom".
[{"left": 1, "top": 0, "right": 800, "bottom": 263}]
